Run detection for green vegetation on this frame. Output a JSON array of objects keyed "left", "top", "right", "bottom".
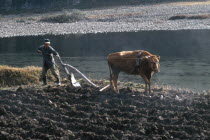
[
  {"left": 40, "top": 10, "right": 86, "bottom": 23},
  {"left": 26, "top": 17, "right": 36, "bottom": 21},
  {"left": 16, "top": 18, "right": 26, "bottom": 23},
  {"left": 0, "top": 65, "right": 54, "bottom": 87},
  {"left": 15, "top": 16, "right": 36, "bottom": 23},
  {"left": 169, "top": 14, "right": 210, "bottom": 20}
]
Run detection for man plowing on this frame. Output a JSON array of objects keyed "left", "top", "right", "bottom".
[{"left": 37, "top": 39, "right": 61, "bottom": 86}]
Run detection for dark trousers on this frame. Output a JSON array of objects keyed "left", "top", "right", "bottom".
[{"left": 42, "top": 65, "right": 60, "bottom": 80}]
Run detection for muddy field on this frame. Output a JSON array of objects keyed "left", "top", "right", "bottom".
[{"left": 0, "top": 82, "right": 210, "bottom": 140}]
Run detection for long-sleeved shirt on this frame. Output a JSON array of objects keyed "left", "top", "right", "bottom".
[{"left": 38, "top": 45, "right": 58, "bottom": 67}]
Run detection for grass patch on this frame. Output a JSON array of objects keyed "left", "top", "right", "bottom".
[
  {"left": 26, "top": 17, "right": 37, "bottom": 21},
  {"left": 88, "top": 12, "right": 143, "bottom": 21},
  {"left": 40, "top": 10, "right": 86, "bottom": 23},
  {"left": 15, "top": 17, "right": 37, "bottom": 23},
  {"left": 169, "top": 14, "right": 210, "bottom": 20},
  {"left": 16, "top": 18, "right": 26, "bottom": 23},
  {"left": 0, "top": 65, "right": 54, "bottom": 87},
  {"left": 173, "top": 1, "right": 210, "bottom": 6}
]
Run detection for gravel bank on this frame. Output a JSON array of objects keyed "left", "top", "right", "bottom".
[{"left": 0, "top": 2, "right": 210, "bottom": 38}]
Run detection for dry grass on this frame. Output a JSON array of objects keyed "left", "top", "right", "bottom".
[
  {"left": 88, "top": 12, "right": 143, "bottom": 20},
  {"left": 0, "top": 65, "right": 54, "bottom": 87},
  {"left": 40, "top": 10, "right": 86, "bottom": 23},
  {"left": 172, "top": 1, "right": 210, "bottom": 6},
  {"left": 169, "top": 14, "right": 210, "bottom": 20}
]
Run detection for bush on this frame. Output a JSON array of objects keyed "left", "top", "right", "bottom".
[
  {"left": 40, "top": 10, "right": 86, "bottom": 23},
  {"left": 16, "top": 18, "right": 26, "bottom": 23},
  {"left": 169, "top": 14, "right": 210, "bottom": 20}
]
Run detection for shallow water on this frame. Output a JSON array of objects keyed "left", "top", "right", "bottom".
[{"left": 0, "top": 30, "right": 210, "bottom": 91}]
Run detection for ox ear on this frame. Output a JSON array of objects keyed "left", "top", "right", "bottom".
[{"left": 156, "top": 55, "right": 160, "bottom": 60}]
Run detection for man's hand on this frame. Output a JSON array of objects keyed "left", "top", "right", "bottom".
[
  {"left": 56, "top": 55, "right": 60, "bottom": 59},
  {"left": 37, "top": 50, "right": 42, "bottom": 54}
]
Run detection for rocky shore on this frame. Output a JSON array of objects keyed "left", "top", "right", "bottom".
[{"left": 0, "top": 1, "right": 210, "bottom": 38}]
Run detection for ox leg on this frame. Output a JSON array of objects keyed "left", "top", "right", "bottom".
[
  {"left": 148, "top": 78, "right": 152, "bottom": 93},
  {"left": 148, "top": 82, "right": 151, "bottom": 93},
  {"left": 145, "top": 82, "right": 148, "bottom": 93},
  {"left": 113, "top": 72, "right": 120, "bottom": 93},
  {"left": 142, "top": 75, "right": 149, "bottom": 93},
  {"left": 110, "top": 74, "right": 115, "bottom": 91},
  {"left": 109, "top": 63, "right": 120, "bottom": 93},
  {"left": 108, "top": 63, "right": 115, "bottom": 91}
]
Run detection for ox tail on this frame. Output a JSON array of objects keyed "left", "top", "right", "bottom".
[{"left": 99, "top": 61, "right": 112, "bottom": 92}]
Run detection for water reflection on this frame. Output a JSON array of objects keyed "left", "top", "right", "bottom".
[{"left": 0, "top": 30, "right": 210, "bottom": 91}]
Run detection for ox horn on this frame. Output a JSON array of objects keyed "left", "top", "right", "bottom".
[
  {"left": 156, "top": 55, "right": 160, "bottom": 60},
  {"left": 143, "top": 55, "right": 151, "bottom": 59}
]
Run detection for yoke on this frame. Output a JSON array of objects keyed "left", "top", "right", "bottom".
[{"left": 130, "top": 50, "right": 144, "bottom": 74}]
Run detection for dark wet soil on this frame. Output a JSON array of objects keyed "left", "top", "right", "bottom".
[{"left": 0, "top": 83, "right": 210, "bottom": 140}]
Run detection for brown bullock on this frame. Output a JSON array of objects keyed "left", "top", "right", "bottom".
[{"left": 107, "top": 50, "right": 160, "bottom": 93}]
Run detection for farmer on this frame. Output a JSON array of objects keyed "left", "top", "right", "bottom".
[{"left": 37, "top": 39, "right": 61, "bottom": 86}]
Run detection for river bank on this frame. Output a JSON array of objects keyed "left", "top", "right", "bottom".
[{"left": 0, "top": 1, "right": 210, "bottom": 38}]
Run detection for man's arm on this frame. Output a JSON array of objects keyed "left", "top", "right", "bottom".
[
  {"left": 50, "top": 47, "right": 59, "bottom": 57},
  {"left": 37, "top": 50, "right": 42, "bottom": 54},
  {"left": 37, "top": 46, "right": 42, "bottom": 54}
]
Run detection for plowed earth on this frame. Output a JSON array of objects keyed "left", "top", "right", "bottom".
[{"left": 0, "top": 84, "right": 210, "bottom": 140}]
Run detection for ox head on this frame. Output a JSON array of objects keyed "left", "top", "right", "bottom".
[{"left": 144, "top": 55, "right": 160, "bottom": 73}]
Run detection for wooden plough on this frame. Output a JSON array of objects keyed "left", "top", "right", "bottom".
[{"left": 57, "top": 57, "right": 99, "bottom": 88}]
